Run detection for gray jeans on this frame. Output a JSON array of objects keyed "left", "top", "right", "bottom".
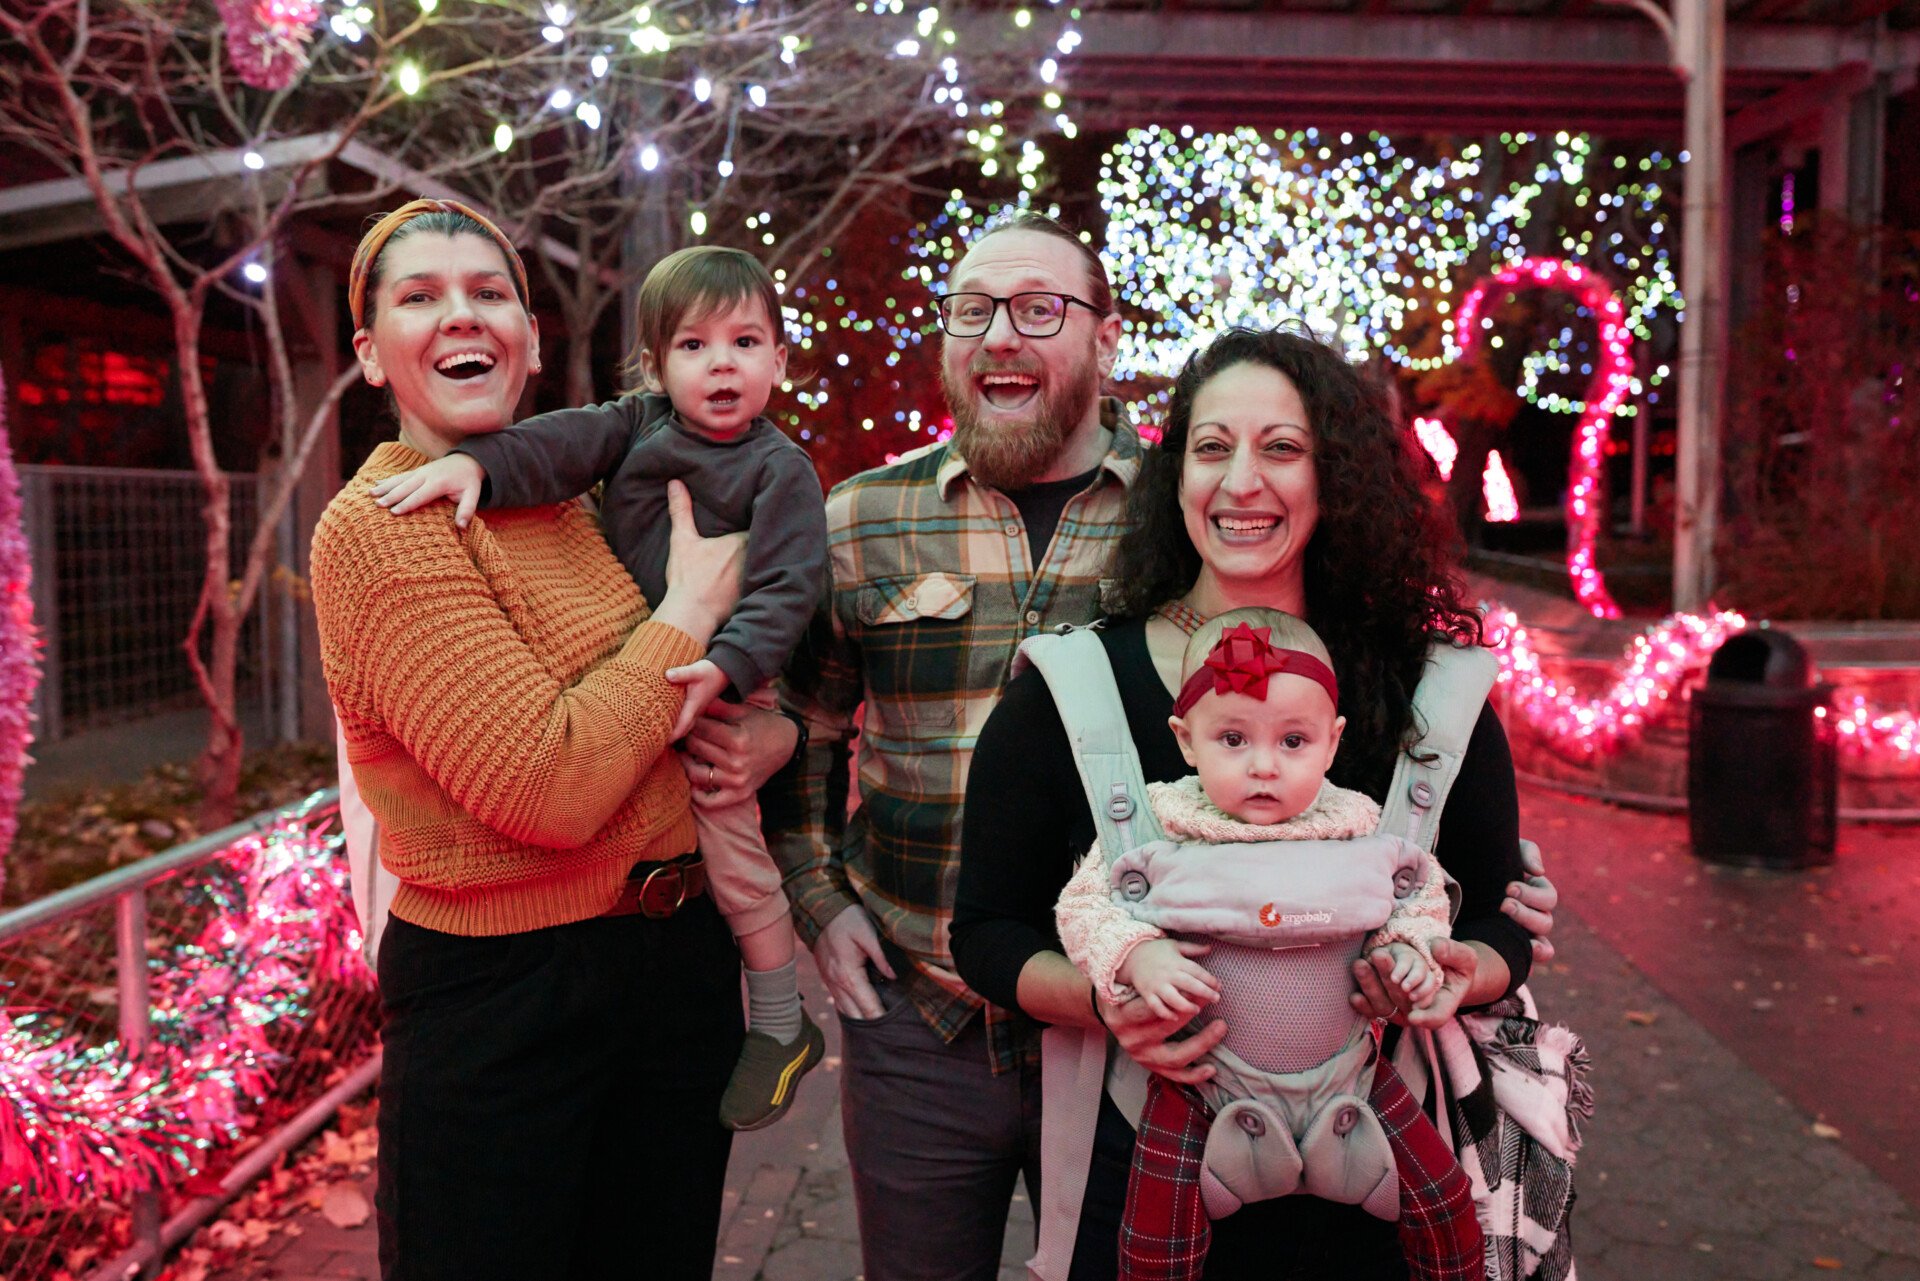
[{"left": 839, "top": 973, "right": 1043, "bottom": 1281}]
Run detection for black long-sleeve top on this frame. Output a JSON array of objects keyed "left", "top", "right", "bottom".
[{"left": 951, "top": 618, "right": 1530, "bottom": 1278}]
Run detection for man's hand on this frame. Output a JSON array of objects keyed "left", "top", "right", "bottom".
[
  {"left": 1098, "top": 988, "right": 1228, "bottom": 1086},
  {"left": 1504, "top": 838, "right": 1560, "bottom": 964},
  {"left": 665, "top": 659, "right": 730, "bottom": 743},
  {"left": 370, "top": 453, "right": 486, "bottom": 527},
  {"left": 1116, "top": 939, "right": 1221, "bottom": 1022},
  {"left": 676, "top": 701, "right": 799, "bottom": 809},
  {"left": 1350, "top": 936, "right": 1478, "bottom": 1028},
  {"left": 812, "top": 904, "right": 894, "bottom": 1020}
]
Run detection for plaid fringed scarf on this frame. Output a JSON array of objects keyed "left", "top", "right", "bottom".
[
  {"left": 1117, "top": 1059, "right": 1483, "bottom": 1281},
  {"left": 1410, "top": 993, "right": 1591, "bottom": 1281}
]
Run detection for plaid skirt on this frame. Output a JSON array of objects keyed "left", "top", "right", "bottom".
[{"left": 1118, "top": 1054, "right": 1483, "bottom": 1281}]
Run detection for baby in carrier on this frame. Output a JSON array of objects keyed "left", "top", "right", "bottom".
[{"left": 1055, "top": 607, "right": 1483, "bottom": 1281}]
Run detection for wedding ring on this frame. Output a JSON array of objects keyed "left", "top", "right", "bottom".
[{"left": 706, "top": 764, "right": 719, "bottom": 793}]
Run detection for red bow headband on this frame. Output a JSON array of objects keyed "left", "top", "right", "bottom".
[{"left": 1170, "top": 622, "right": 1340, "bottom": 718}]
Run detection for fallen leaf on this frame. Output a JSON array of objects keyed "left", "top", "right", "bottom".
[
  {"left": 1811, "top": 1122, "right": 1842, "bottom": 1140},
  {"left": 1812, "top": 1258, "right": 1843, "bottom": 1270},
  {"left": 240, "top": 1218, "right": 273, "bottom": 1248},
  {"left": 205, "top": 1222, "right": 247, "bottom": 1251},
  {"left": 321, "top": 1182, "right": 373, "bottom": 1229},
  {"left": 1625, "top": 1010, "right": 1658, "bottom": 1026}
]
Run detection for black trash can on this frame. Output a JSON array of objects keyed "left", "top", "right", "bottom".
[{"left": 1688, "top": 627, "right": 1836, "bottom": 868}]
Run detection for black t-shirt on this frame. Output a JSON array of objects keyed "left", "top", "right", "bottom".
[
  {"left": 950, "top": 617, "right": 1532, "bottom": 1279},
  {"left": 1005, "top": 465, "right": 1102, "bottom": 563}
]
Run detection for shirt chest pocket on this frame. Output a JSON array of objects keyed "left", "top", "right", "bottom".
[{"left": 852, "top": 572, "right": 976, "bottom": 731}]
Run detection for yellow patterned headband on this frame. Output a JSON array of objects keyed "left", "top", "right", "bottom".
[{"left": 348, "top": 197, "right": 530, "bottom": 331}]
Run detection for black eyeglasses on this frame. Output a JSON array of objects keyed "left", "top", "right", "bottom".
[{"left": 934, "top": 291, "right": 1103, "bottom": 338}]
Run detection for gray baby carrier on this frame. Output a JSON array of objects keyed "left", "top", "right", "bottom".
[{"left": 1020, "top": 624, "right": 1578, "bottom": 1280}]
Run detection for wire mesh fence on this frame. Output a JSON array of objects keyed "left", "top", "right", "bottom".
[
  {"left": 0, "top": 791, "right": 379, "bottom": 1281},
  {"left": 17, "top": 467, "right": 275, "bottom": 743}
]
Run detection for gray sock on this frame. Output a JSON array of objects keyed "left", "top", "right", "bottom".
[{"left": 745, "top": 958, "right": 804, "bottom": 1045}]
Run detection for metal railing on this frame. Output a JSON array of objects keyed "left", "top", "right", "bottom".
[
  {"left": 17, "top": 466, "right": 274, "bottom": 742},
  {"left": 0, "top": 790, "right": 380, "bottom": 1281}
]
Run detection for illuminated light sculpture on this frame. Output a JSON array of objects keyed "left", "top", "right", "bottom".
[
  {"left": 1481, "top": 449, "right": 1519, "bottom": 523},
  {"left": 1412, "top": 416, "right": 1457, "bottom": 481},
  {"left": 1453, "top": 258, "right": 1634, "bottom": 619}
]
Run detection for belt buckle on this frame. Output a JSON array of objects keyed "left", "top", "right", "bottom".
[{"left": 637, "top": 861, "right": 687, "bottom": 919}]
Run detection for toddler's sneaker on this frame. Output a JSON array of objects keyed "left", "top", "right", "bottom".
[{"left": 719, "top": 1010, "right": 825, "bottom": 1131}]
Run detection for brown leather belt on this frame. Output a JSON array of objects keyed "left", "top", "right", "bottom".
[{"left": 602, "top": 852, "right": 707, "bottom": 920}]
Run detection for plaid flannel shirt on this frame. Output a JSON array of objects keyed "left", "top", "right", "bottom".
[{"left": 767, "top": 413, "right": 1143, "bottom": 1072}]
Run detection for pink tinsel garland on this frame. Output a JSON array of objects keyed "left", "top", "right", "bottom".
[
  {"left": 0, "top": 803, "right": 371, "bottom": 1207},
  {"left": 0, "top": 360, "right": 40, "bottom": 898}
]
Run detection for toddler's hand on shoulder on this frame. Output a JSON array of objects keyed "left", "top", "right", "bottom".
[
  {"left": 666, "top": 659, "right": 731, "bottom": 742},
  {"left": 371, "top": 453, "right": 486, "bottom": 528}
]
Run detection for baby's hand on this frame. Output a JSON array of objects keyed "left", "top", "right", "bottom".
[
  {"left": 371, "top": 453, "right": 486, "bottom": 527},
  {"left": 1117, "top": 939, "right": 1221, "bottom": 1022},
  {"left": 1369, "top": 941, "right": 1440, "bottom": 1010},
  {"left": 666, "top": 659, "right": 732, "bottom": 743}
]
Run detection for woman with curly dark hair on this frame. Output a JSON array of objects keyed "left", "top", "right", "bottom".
[{"left": 953, "top": 326, "right": 1539, "bottom": 1281}]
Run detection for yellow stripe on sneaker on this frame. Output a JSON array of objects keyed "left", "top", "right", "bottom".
[{"left": 769, "top": 1044, "right": 813, "bottom": 1108}]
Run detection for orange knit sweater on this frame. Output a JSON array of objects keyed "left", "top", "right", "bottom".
[{"left": 311, "top": 441, "right": 703, "bottom": 936}]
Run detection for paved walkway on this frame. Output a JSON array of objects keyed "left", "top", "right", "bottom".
[{"left": 215, "top": 783, "right": 1920, "bottom": 1280}]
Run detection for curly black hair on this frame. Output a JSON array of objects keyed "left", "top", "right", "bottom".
[{"left": 1108, "top": 326, "right": 1482, "bottom": 800}]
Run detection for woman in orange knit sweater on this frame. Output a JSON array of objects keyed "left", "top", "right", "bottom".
[{"left": 310, "top": 200, "right": 748, "bottom": 1280}]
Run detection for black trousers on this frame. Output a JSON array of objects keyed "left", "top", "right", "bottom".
[{"left": 374, "top": 898, "right": 744, "bottom": 1281}]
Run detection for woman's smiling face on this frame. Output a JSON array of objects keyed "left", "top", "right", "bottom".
[
  {"left": 352, "top": 231, "right": 539, "bottom": 452},
  {"left": 1179, "top": 361, "right": 1320, "bottom": 611}
]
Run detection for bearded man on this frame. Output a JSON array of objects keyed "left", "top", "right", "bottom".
[{"left": 759, "top": 211, "right": 1134, "bottom": 1281}]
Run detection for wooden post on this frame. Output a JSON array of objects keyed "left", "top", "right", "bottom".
[{"left": 1672, "top": 0, "right": 1729, "bottom": 612}]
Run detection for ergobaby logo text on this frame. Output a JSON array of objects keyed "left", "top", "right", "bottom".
[{"left": 1258, "top": 903, "right": 1334, "bottom": 928}]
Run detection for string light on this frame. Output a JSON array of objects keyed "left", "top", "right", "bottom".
[
  {"left": 1454, "top": 257, "right": 1634, "bottom": 619},
  {"left": 1097, "top": 128, "right": 1679, "bottom": 398},
  {"left": 1484, "top": 602, "right": 1746, "bottom": 762}
]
